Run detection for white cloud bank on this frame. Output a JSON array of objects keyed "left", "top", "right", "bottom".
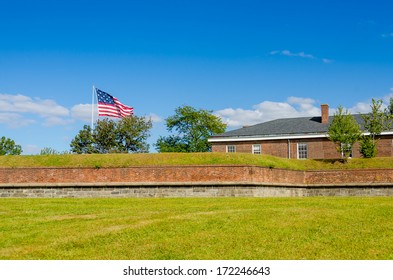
[
  {"left": 0, "top": 112, "right": 36, "bottom": 128},
  {"left": 215, "top": 97, "right": 321, "bottom": 127},
  {"left": 71, "top": 104, "right": 95, "bottom": 123},
  {"left": 3, "top": 89, "right": 393, "bottom": 131},
  {"left": 215, "top": 92, "right": 393, "bottom": 129},
  {"left": 0, "top": 93, "right": 71, "bottom": 128},
  {"left": 0, "top": 94, "right": 68, "bottom": 117},
  {"left": 0, "top": 93, "right": 164, "bottom": 128}
]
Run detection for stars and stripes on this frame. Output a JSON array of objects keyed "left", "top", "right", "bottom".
[{"left": 96, "top": 88, "right": 133, "bottom": 118}]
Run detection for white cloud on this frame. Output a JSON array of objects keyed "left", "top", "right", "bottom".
[
  {"left": 0, "top": 93, "right": 164, "bottom": 129},
  {"left": 0, "top": 112, "right": 36, "bottom": 128},
  {"left": 348, "top": 89, "right": 393, "bottom": 114},
  {"left": 270, "top": 50, "right": 333, "bottom": 64},
  {"left": 71, "top": 104, "right": 96, "bottom": 122},
  {"left": 43, "top": 117, "right": 74, "bottom": 127},
  {"left": 287, "top": 96, "right": 314, "bottom": 105},
  {"left": 270, "top": 50, "right": 315, "bottom": 59},
  {"left": 0, "top": 93, "right": 72, "bottom": 127},
  {"left": 215, "top": 93, "right": 393, "bottom": 129},
  {"left": 146, "top": 113, "right": 163, "bottom": 123},
  {"left": 214, "top": 108, "right": 264, "bottom": 127},
  {"left": 215, "top": 97, "right": 320, "bottom": 128},
  {"left": 348, "top": 102, "right": 372, "bottom": 114},
  {"left": 283, "top": 50, "right": 314, "bottom": 59},
  {"left": 0, "top": 94, "right": 69, "bottom": 117}
]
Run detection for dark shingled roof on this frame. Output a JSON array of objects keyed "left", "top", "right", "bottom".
[{"left": 211, "top": 114, "right": 366, "bottom": 139}]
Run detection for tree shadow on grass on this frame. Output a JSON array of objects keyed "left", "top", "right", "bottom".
[{"left": 314, "top": 158, "right": 348, "bottom": 165}]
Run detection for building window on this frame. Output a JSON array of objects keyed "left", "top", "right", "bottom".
[
  {"left": 297, "top": 143, "right": 308, "bottom": 159},
  {"left": 341, "top": 143, "right": 353, "bottom": 158},
  {"left": 252, "top": 144, "right": 261, "bottom": 154},
  {"left": 226, "top": 145, "right": 236, "bottom": 153}
]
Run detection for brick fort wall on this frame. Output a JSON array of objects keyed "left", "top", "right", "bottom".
[{"left": 1, "top": 165, "right": 392, "bottom": 197}]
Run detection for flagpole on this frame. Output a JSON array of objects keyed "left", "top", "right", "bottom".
[{"left": 91, "top": 85, "right": 95, "bottom": 129}]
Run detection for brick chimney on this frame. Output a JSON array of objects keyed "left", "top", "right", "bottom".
[{"left": 321, "top": 104, "right": 329, "bottom": 124}]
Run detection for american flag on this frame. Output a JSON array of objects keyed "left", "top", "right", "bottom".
[{"left": 96, "top": 88, "right": 134, "bottom": 118}]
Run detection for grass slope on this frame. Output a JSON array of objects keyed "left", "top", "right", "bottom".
[
  {"left": 1, "top": 197, "right": 392, "bottom": 260},
  {"left": 1, "top": 153, "right": 393, "bottom": 170}
]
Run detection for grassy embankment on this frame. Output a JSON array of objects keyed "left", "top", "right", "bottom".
[
  {"left": 1, "top": 152, "right": 393, "bottom": 170},
  {"left": 1, "top": 154, "right": 392, "bottom": 260},
  {"left": 1, "top": 197, "right": 392, "bottom": 260}
]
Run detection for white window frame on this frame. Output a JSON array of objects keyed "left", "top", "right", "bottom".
[
  {"left": 252, "top": 144, "right": 261, "bottom": 154},
  {"left": 297, "top": 143, "right": 308, "bottom": 159},
  {"left": 341, "top": 143, "right": 353, "bottom": 158},
  {"left": 226, "top": 145, "right": 236, "bottom": 153}
]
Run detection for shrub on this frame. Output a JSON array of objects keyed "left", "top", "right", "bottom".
[{"left": 359, "top": 136, "right": 377, "bottom": 158}]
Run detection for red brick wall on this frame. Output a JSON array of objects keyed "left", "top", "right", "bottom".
[
  {"left": 211, "top": 136, "right": 393, "bottom": 159},
  {"left": 305, "top": 169, "right": 393, "bottom": 185},
  {"left": 211, "top": 138, "right": 338, "bottom": 159},
  {"left": 0, "top": 166, "right": 305, "bottom": 186},
  {"left": 377, "top": 136, "right": 393, "bottom": 157},
  {"left": 1, "top": 166, "right": 393, "bottom": 187},
  {"left": 211, "top": 140, "right": 289, "bottom": 158}
]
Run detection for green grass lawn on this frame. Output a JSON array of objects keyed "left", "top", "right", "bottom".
[
  {"left": 1, "top": 153, "right": 393, "bottom": 170},
  {"left": 1, "top": 197, "right": 392, "bottom": 260}
]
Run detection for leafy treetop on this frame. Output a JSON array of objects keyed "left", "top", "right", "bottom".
[
  {"left": 0, "top": 136, "right": 22, "bottom": 155},
  {"left": 70, "top": 115, "right": 152, "bottom": 154},
  {"left": 327, "top": 106, "right": 362, "bottom": 159},
  {"left": 155, "top": 105, "right": 227, "bottom": 152}
]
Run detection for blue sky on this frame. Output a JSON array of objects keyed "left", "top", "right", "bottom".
[{"left": 1, "top": 0, "right": 393, "bottom": 154}]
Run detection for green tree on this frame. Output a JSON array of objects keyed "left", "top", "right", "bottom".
[
  {"left": 115, "top": 115, "right": 152, "bottom": 153},
  {"left": 70, "top": 116, "right": 152, "bottom": 154},
  {"left": 386, "top": 96, "right": 393, "bottom": 129},
  {"left": 155, "top": 105, "right": 227, "bottom": 152},
  {"left": 155, "top": 135, "right": 188, "bottom": 153},
  {"left": 94, "top": 118, "right": 118, "bottom": 153},
  {"left": 359, "top": 136, "right": 377, "bottom": 158},
  {"left": 0, "top": 136, "right": 22, "bottom": 155},
  {"left": 327, "top": 106, "right": 361, "bottom": 159},
  {"left": 386, "top": 96, "right": 393, "bottom": 115},
  {"left": 360, "top": 99, "right": 391, "bottom": 158},
  {"left": 70, "top": 125, "right": 97, "bottom": 154}
]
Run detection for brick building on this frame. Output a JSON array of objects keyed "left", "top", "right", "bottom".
[{"left": 209, "top": 104, "right": 393, "bottom": 159}]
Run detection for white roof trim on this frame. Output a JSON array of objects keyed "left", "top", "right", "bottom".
[
  {"left": 209, "top": 131, "right": 393, "bottom": 143},
  {"left": 208, "top": 134, "right": 328, "bottom": 142}
]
